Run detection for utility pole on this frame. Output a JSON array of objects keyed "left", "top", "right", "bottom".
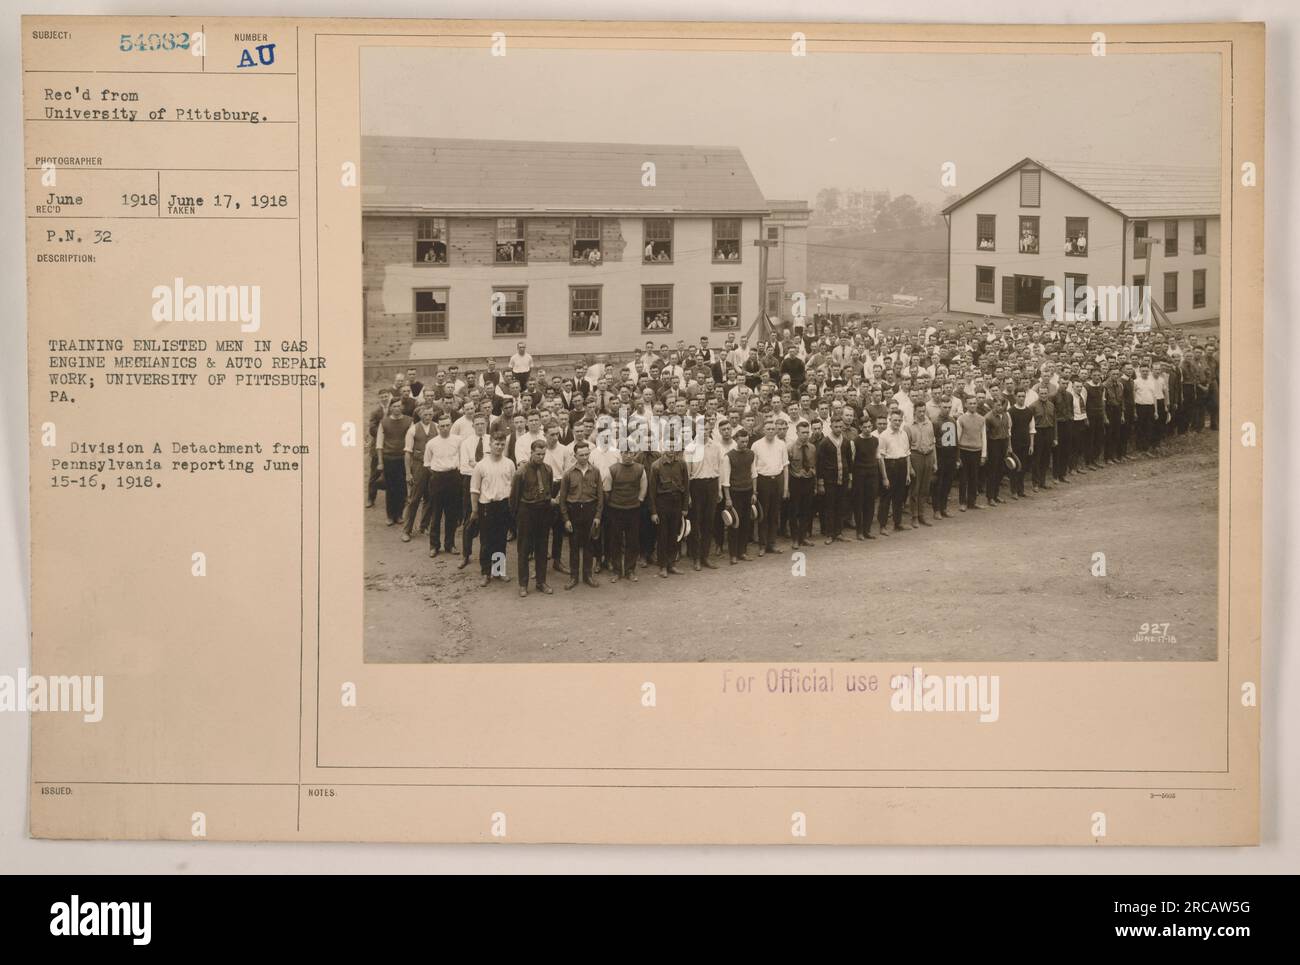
[{"left": 744, "top": 236, "right": 779, "bottom": 342}]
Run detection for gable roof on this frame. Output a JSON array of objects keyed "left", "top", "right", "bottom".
[
  {"left": 943, "top": 157, "right": 1220, "bottom": 219},
  {"left": 361, "top": 136, "right": 770, "bottom": 216}
]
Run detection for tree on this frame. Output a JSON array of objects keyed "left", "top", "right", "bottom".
[{"left": 815, "top": 187, "right": 841, "bottom": 214}]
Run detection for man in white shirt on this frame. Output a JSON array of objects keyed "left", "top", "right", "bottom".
[
  {"left": 683, "top": 415, "right": 724, "bottom": 570},
  {"left": 468, "top": 433, "right": 516, "bottom": 586},
  {"left": 877, "top": 410, "right": 913, "bottom": 533},
  {"left": 543, "top": 422, "right": 575, "bottom": 574},
  {"left": 1133, "top": 363, "right": 1160, "bottom": 455},
  {"left": 509, "top": 341, "right": 534, "bottom": 391},
  {"left": 751, "top": 417, "right": 790, "bottom": 555},
  {"left": 456, "top": 414, "right": 489, "bottom": 569},
  {"left": 423, "top": 412, "right": 464, "bottom": 557},
  {"left": 513, "top": 411, "right": 546, "bottom": 466}
]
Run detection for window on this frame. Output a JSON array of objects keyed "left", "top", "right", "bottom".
[
  {"left": 713, "top": 219, "right": 742, "bottom": 262},
  {"left": 976, "top": 215, "right": 996, "bottom": 251},
  {"left": 767, "top": 226, "right": 780, "bottom": 241},
  {"left": 572, "top": 218, "right": 602, "bottom": 264},
  {"left": 1133, "top": 221, "right": 1149, "bottom": 259},
  {"left": 642, "top": 284, "right": 673, "bottom": 332},
  {"left": 767, "top": 288, "right": 781, "bottom": 315},
  {"left": 1194, "top": 219, "right": 1207, "bottom": 255},
  {"left": 1065, "top": 217, "right": 1089, "bottom": 257},
  {"left": 1133, "top": 274, "right": 1146, "bottom": 291},
  {"left": 1164, "top": 220, "right": 1179, "bottom": 257},
  {"left": 1064, "top": 273, "right": 1089, "bottom": 320},
  {"left": 414, "top": 288, "right": 449, "bottom": 339},
  {"left": 569, "top": 286, "right": 602, "bottom": 335},
  {"left": 711, "top": 283, "right": 741, "bottom": 330},
  {"left": 643, "top": 218, "right": 673, "bottom": 262},
  {"left": 1193, "top": 269, "right": 1206, "bottom": 309},
  {"left": 975, "top": 267, "right": 995, "bottom": 303},
  {"left": 1019, "top": 169, "right": 1041, "bottom": 207},
  {"left": 1018, "top": 216, "right": 1040, "bottom": 254},
  {"left": 416, "top": 218, "right": 448, "bottom": 264},
  {"left": 491, "top": 287, "right": 526, "bottom": 336},
  {"left": 494, "top": 218, "right": 526, "bottom": 263},
  {"left": 1163, "top": 272, "right": 1178, "bottom": 313}
]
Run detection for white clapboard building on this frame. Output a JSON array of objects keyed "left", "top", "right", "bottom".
[
  {"left": 944, "top": 158, "right": 1219, "bottom": 324},
  {"left": 361, "top": 137, "right": 773, "bottom": 366}
]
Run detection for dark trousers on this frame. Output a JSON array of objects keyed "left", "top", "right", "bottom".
[
  {"left": 565, "top": 501, "right": 597, "bottom": 580},
  {"left": 1087, "top": 417, "right": 1105, "bottom": 464},
  {"left": 852, "top": 477, "right": 877, "bottom": 537},
  {"left": 986, "top": 438, "right": 1008, "bottom": 500},
  {"left": 883, "top": 457, "right": 907, "bottom": 527},
  {"left": 1120, "top": 410, "right": 1134, "bottom": 458},
  {"left": 607, "top": 505, "right": 640, "bottom": 575},
  {"left": 959, "top": 449, "right": 981, "bottom": 508},
  {"left": 402, "top": 464, "right": 432, "bottom": 535},
  {"left": 367, "top": 447, "right": 383, "bottom": 503},
  {"left": 1010, "top": 440, "right": 1030, "bottom": 496},
  {"left": 1104, "top": 404, "right": 1123, "bottom": 460},
  {"left": 1053, "top": 420, "right": 1071, "bottom": 480},
  {"left": 549, "top": 484, "right": 565, "bottom": 563},
  {"left": 479, "top": 501, "right": 509, "bottom": 577},
  {"left": 688, "top": 478, "right": 719, "bottom": 563},
  {"left": 429, "top": 469, "right": 460, "bottom": 549},
  {"left": 655, "top": 492, "right": 684, "bottom": 569},
  {"left": 821, "top": 478, "right": 842, "bottom": 541},
  {"left": 640, "top": 501, "right": 657, "bottom": 564},
  {"left": 596, "top": 505, "right": 611, "bottom": 565},
  {"left": 756, "top": 475, "right": 783, "bottom": 550},
  {"left": 909, "top": 452, "right": 933, "bottom": 522},
  {"left": 790, "top": 475, "right": 817, "bottom": 542},
  {"left": 1136, "top": 404, "right": 1155, "bottom": 451},
  {"left": 516, "top": 501, "right": 551, "bottom": 586},
  {"left": 1183, "top": 386, "right": 1200, "bottom": 432},
  {"left": 382, "top": 456, "right": 406, "bottom": 522},
  {"left": 1154, "top": 400, "right": 1167, "bottom": 449},
  {"left": 935, "top": 448, "right": 957, "bottom": 514},
  {"left": 515, "top": 370, "right": 530, "bottom": 391},
  {"left": 1033, "top": 426, "right": 1054, "bottom": 487},
  {"left": 728, "top": 491, "right": 753, "bottom": 559},
  {"left": 459, "top": 475, "right": 475, "bottom": 560}
]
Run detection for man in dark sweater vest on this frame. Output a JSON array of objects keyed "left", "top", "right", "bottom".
[
  {"left": 1008, "top": 390, "right": 1035, "bottom": 498},
  {"left": 558, "top": 440, "right": 604, "bottom": 589},
  {"left": 606, "top": 447, "right": 647, "bottom": 582},
  {"left": 984, "top": 397, "right": 1011, "bottom": 505},
  {"left": 376, "top": 400, "right": 412, "bottom": 525},
  {"left": 932, "top": 397, "right": 959, "bottom": 518},
  {"left": 815, "top": 415, "right": 852, "bottom": 542},
  {"left": 509, "top": 439, "right": 555, "bottom": 598},
  {"left": 648, "top": 445, "right": 690, "bottom": 578},
  {"left": 721, "top": 429, "right": 757, "bottom": 563},
  {"left": 847, "top": 420, "right": 883, "bottom": 539},
  {"left": 400, "top": 407, "right": 435, "bottom": 540}
]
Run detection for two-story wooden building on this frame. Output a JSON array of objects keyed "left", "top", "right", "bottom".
[
  {"left": 944, "top": 158, "right": 1219, "bottom": 325},
  {"left": 361, "top": 137, "right": 771, "bottom": 368}
]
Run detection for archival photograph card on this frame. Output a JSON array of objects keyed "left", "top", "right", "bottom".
[{"left": 20, "top": 17, "right": 1263, "bottom": 844}]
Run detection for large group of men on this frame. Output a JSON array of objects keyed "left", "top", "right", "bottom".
[{"left": 366, "top": 319, "right": 1219, "bottom": 597}]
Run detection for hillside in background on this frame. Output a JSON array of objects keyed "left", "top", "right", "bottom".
[{"left": 805, "top": 224, "right": 948, "bottom": 310}]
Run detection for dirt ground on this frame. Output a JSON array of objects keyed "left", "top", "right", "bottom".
[{"left": 364, "top": 431, "right": 1218, "bottom": 664}]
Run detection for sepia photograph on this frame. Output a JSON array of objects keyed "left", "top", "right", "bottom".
[{"left": 359, "top": 45, "right": 1222, "bottom": 664}]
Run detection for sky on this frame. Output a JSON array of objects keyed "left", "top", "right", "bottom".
[{"left": 361, "top": 46, "right": 1222, "bottom": 205}]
